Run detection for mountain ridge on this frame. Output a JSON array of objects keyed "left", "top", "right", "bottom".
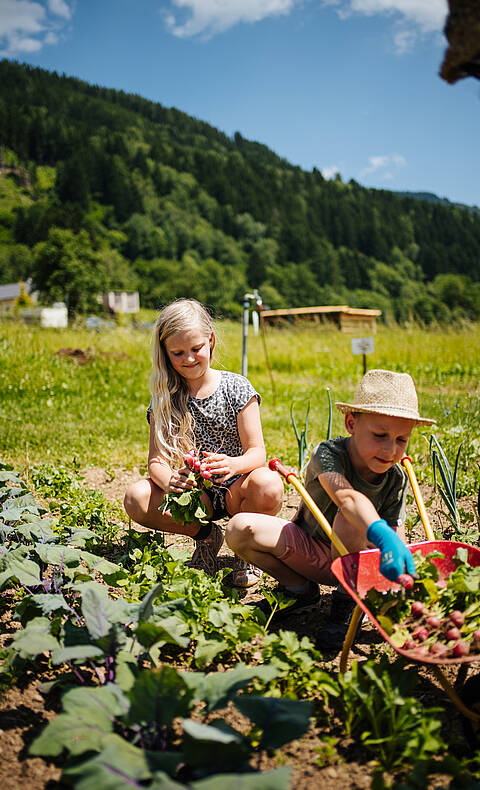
[{"left": 1, "top": 59, "right": 480, "bottom": 322}]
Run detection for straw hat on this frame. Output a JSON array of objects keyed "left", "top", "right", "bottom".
[{"left": 335, "top": 369, "right": 435, "bottom": 426}]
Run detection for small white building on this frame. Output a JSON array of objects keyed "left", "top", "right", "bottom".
[
  {"left": 99, "top": 291, "right": 140, "bottom": 314},
  {"left": 20, "top": 303, "right": 68, "bottom": 328}
]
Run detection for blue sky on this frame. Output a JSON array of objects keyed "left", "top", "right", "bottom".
[{"left": 1, "top": 0, "right": 479, "bottom": 207}]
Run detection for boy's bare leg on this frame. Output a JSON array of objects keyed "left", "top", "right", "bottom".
[
  {"left": 226, "top": 468, "right": 284, "bottom": 517},
  {"left": 225, "top": 512, "right": 308, "bottom": 588},
  {"left": 124, "top": 478, "right": 213, "bottom": 537}
]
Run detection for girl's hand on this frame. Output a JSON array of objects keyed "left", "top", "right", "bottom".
[
  {"left": 202, "top": 452, "right": 238, "bottom": 483},
  {"left": 167, "top": 466, "right": 197, "bottom": 493}
]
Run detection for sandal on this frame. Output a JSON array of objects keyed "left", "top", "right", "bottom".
[
  {"left": 189, "top": 523, "right": 224, "bottom": 576},
  {"left": 232, "top": 558, "right": 263, "bottom": 588}
]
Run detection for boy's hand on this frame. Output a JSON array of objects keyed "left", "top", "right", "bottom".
[{"left": 366, "top": 519, "right": 416, "bottom": 582}]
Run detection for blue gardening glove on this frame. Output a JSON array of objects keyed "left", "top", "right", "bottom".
[{"left": 366, "top": 519, "right": 416, "bottom": 582}]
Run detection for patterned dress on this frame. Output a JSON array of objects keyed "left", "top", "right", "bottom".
[{"left": 148, "top": 371, "right": 260, "bottom": 519}]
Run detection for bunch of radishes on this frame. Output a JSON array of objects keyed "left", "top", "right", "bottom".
[
  {"left": 160, "top": 451, "right": 214, "bottom": 527},
  {"left": 384, "top": 571, "right": 480, "bottom": 659},
  {"left": 184, "top": 450, "right": 213, "bottom": 485}
]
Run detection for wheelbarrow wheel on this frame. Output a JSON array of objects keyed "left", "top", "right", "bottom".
[{"left": 459, "top": 673, "right": 480, "bottom": 749}]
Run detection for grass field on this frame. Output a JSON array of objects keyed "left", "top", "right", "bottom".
[
  {"left": 2, "top": 317, "right": 480, "bottom": 789},
  {"left": 2, "top": 318, "right": 479, "bottom": 493}
]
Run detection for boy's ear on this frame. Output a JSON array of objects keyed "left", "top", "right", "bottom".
[{"left": 344, "top": 412, "right": 357, "bottom": 435}]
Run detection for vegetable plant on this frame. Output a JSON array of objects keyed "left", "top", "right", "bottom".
[{"left": 161, "top": 451, "right": 214, "bottom": 527}]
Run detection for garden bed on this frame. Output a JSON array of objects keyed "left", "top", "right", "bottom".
[{"left": 1, "top": 463, "right": 480, "bottom": 789}]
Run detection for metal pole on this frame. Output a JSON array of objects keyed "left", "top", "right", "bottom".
[{"left": 242, "top": 296, "right": 250, "bottom": 377}]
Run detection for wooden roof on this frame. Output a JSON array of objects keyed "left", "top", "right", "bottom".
[{"left": 260, "top": 305, "right": 382, "bottom": 319}]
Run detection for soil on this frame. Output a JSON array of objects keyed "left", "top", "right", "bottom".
[{"left": 1, "top": 467, "right": 479, "bottom": 789}]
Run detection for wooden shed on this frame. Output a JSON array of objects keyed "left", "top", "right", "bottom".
[{"left": 259, "top": 305, "right": 382, "bottom": 334}]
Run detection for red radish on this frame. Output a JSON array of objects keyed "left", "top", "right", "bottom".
[
  {"left": 415, "top": 647, "right": 429, "bottom": 658},
  {"left": 184, "top": 453, "right": 195, "bottom": 468},
  {"left": 430, "top": 643, "right": 448, "bottom": 657},
  {"left": 453, "top": 641, "right": 470, "bottom": 657},
  {"left": 403, "top": 639, "right": 416, "bottom": 650},
  {"left": 193, "top": 459, "right": 201, "bottom": 472},
  {"left": 472, "top": 630, "right": 480, "bottom": 643},
  {"left": 449, "top": 610, "right": 465, "bottom": 627},
  {"left": 426, "top": 615, "right": 441, "bottom": 629},
  {"left": 411, "top": 601, "right": 424, "bottom": 617},
  {"left": 398, "top": 574, "right": 414, "bottom": 590},
  {"left": 201, "top": 469, "right": 212, "bottom": 480},
  {"left": 445, "top": 627, "right": 461, "bottom": 641},
  {"left": 413, "top": 627, "right": 428, "bottom": 641}
]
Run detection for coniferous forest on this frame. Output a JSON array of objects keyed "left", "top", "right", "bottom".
[{"left": 1, "top": 59, "right": 480, "bottom": 321}]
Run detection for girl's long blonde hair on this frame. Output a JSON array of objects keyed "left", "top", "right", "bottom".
[{"left": 150, "top": 299, "right": 215, "bottom": 467}]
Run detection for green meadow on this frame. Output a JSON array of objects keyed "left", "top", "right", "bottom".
[{"left": 2, "top": 319, "right": 479, "bottom": 494}]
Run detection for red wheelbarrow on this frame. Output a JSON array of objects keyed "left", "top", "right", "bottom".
[{"left": 269, "top": 456, "right": 480, "bottom": 743}]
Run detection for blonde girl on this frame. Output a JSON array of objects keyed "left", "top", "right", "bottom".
[{"left": 124, "top": 298, "right": 283, "bottom": 578}]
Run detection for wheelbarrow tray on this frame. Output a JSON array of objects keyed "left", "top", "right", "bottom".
[{"left": 331, "top": 540, "right": 480, "bottom": 665}]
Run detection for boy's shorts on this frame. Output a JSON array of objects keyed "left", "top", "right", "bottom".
[{"left": 277, "top": 521, "right": 337, "bottom": 587}]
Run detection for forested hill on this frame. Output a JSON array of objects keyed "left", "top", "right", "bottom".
[{"left": 1, "top": 59, "right": 480, "bottom": 322}]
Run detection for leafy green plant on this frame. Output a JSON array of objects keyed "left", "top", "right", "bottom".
[
  {"left": 338, "top": 655, "right": 445, "bottom": 771},
  {"left": 429, "top": 434, "right": 462, "bottom": 533},
  {"left": 290, "top": 401, "right": 311, "bottom": 478},
  {"left": 326, "top": 387, "right": 333, "bottom": 441},
  {"left": 315, "top": 735, "right": 341, "bottom": 768},
  {"left": 30, "top": 663, "right": 306, "bottom": 787},
  {"left": 30, "top": 460, "right": 83, "bottom": 498},
  {"left": 257, "top": 629, "right": 340, "bottom": 702},
  {"left": 428, "top": 435, "right": 480, "bottom": 544}
]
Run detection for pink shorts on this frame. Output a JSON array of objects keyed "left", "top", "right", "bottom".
[{"left": 277, "top": 522, "right": 337, "bottom": 587}]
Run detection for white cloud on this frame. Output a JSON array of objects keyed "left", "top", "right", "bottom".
[
  {"left": 322, "top": 164, "right": 341, "bottom": 179},
  {"left": 47, "top": 0, "right": 72, "bottom": 19},
  {"left": 359, "top": 152, "right": 406, "bottom": 178},
  {"left": 322, "top": 0, "right": 448, "bottom": 52},
  {"left": 164, "top": 0, "right": 300, "bottom": 38},
  {"left": 0, "top": 0, "right": 73, "bottom": 56}
]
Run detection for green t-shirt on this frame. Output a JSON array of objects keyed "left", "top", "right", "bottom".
[{"left": 295, "top": 436, "right": 407, "bottom": 545}]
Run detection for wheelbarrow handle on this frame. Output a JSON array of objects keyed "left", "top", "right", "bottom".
[
  {"left": 401, "top": 456, "right": 435, "bottom": 541},
  {"left": 268, "top": 458, "right": 349, "bottom": 557}
]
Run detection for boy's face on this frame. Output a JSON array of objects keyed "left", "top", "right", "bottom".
[{"left": 345, "top": 411, "right": 415, "bottom": 482}]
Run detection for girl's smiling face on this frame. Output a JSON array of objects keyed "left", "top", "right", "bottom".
[
  {"left": 345, "top": 411, "right": 415, "bottom": 482},
  {"left": 164, "top": 329, "right": 213, "bottom": 380}
]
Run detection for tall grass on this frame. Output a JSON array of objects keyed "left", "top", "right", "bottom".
[{"left": 2, "top": 319, "right": 479, "bottom": 492}]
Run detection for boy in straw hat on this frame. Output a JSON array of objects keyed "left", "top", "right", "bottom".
[{"left": 225, "top": 369, "right": 435, "bottom": 650}]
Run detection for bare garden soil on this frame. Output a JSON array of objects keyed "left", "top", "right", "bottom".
[{"left": 1, "top": 467, "right": 479, "bottom": 789}]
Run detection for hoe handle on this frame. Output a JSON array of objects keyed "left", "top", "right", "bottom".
[
  {"left": 268, "top": 458, "right": 296, "bottom": 481},
  {"left": 401, "top": 456, "right": 435, "bottom": 541},
  {"left": 268, "top": 458, "right": 349, "bottom": 556}
]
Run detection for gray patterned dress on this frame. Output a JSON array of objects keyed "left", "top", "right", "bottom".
[{"left": 148, "top": 371, "right": 260, "bottom": 520}]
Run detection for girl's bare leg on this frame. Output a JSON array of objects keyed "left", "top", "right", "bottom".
[
  {"left": 225, "top": 512, "right": 308, "bottom": 588},
  {"left": 123, "top": 478, "right": 212, "bottom": 537},
  {"left": 226, "top": 467, "right": 284, "bottom": 517}
]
